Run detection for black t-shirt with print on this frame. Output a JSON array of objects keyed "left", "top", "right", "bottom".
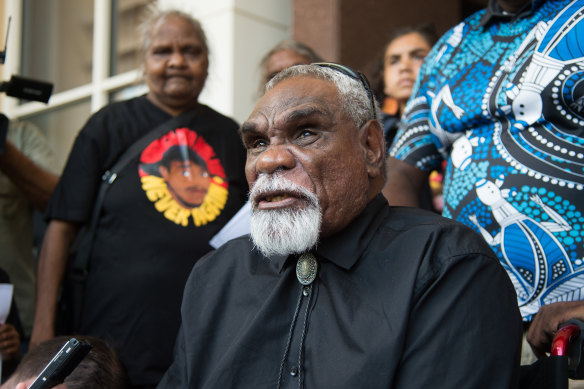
[{"left": 46, "top": 96, "right": 248, "bottom": 388}]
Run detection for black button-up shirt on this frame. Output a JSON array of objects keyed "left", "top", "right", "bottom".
[{"left": 158, "top": 195, "right": 522, "bottom": 388}]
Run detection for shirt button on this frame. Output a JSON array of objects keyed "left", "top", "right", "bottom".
[
  {"left": 290, "top": 367, "right": 299, "bottom": 377},
  {"left": 302, "top": 286, "right": 311, "bottom": 296}
]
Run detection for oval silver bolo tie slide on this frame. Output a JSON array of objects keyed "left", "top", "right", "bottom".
[{"left": 296, "top": 253, "right": 318, "bottom": 285}]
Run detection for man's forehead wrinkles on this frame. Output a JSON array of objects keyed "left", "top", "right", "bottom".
[
  {"left": 246, "top": 79, "right": 337, "bottom": 132},
  {"left": 284, "top": 105, "right": 328, "bottom": 121},
  {"left": 271, "top": 98, "right": 332, "bottom": 127},
  {"left": 239, "top": 121, "right": 258, "bottom": 135}
]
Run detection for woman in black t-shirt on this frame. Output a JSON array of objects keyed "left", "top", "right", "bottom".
[{"left": 29, "top": 9, "right": 248, "bottom": 389}]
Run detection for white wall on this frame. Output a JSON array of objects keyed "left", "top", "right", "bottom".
[{"left": 159, "top": 0, "right": 292, "bottom": 124}]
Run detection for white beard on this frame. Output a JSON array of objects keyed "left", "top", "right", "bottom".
[{"left": 250, "top": 174, "right": 322, "bottom": 257}]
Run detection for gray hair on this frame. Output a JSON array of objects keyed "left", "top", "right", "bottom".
[
  {"left": 264, "top": 40, "right": 322, "bottom": 62},
  {"left": 138, "top": 9, "right": 208, "bottom": 58},
  {"left": 260, "top": 40, "right": 322, "bottom": 72},
  {"left": 266, "top": 64, "right": 380, "bottom": 128}
]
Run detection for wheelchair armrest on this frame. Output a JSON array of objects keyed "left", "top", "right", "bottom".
[{"left": 552, "top": 319, "right": 584, "bottom": 379}]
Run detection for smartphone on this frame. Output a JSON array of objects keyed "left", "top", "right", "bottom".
[{"left": 28, "top": 338, "right": 92, "bottom": 389}]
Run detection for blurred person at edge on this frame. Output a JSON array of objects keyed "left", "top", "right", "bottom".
[
  {"left": 0, "top": 116, "right": 59, "bottom": 345},
  {"left": 29, "top": 9, "right": 247, "bottom": 389}
]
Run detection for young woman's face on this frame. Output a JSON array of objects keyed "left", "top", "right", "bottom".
[{"left": 383, "top": 32, "right": 432, "bottom": 106}]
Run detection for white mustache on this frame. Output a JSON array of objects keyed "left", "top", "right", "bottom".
[
  {"left": 250, "top": 174, "right": 318, "bottom": 210},
  {"left": 249, "top": 174, "right": 322, "bottom": 257}
]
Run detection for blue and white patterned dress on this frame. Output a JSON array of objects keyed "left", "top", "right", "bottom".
[{"left": 390, "top": 0, "right": 584, "bottom": 320}]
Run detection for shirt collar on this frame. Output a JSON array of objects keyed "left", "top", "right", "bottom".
[
  {"left": 316, "top": 194, "right": 389, "bottom": 270},
  {"left": 479, "top": 0, "right": 541, "bottom": 27}
]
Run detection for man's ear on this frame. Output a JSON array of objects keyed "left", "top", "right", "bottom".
[{"left": 359, "top": 120, "right": 385, "bottom": 178}]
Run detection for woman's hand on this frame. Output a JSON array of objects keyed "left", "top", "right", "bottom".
[
  {"left": 0, "top": 323, "right": 20, "bottom": 360},
  {"left": 527, "top": 301, "right": 584, "bottom": 358}
]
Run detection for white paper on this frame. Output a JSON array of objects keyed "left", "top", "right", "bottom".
[
  {"left": 0, "top": 284, "right": 14, "bottom": 325},
  {"left": 209, "top": 201, "right": 251, "bottom": 248}
]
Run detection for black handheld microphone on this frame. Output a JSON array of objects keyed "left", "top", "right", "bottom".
[
  {"left": 0, "top": 75, "right": 53, "bottom": 103},
  {"left": 0, "top": 17, "right": 54, "bottom": 103}
]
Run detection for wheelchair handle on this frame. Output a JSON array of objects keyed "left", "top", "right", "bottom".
[{"left": 551, "top": 323, "right": 581, "bottom": 356}]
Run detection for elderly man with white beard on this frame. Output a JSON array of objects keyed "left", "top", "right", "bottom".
[{"left": 157, "top": 63, "right": 523, "bottom": 389}]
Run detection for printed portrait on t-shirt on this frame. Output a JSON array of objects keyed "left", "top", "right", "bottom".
[{"left": 139, "top": 127, "right": 228, "bottom": 227}]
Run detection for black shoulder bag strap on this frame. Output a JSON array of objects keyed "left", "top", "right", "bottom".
[{"left": 67, "top": 108, "right": 199, "bottom": 302}]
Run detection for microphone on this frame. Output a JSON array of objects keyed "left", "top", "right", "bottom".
[
  {"left": 0, "top": 17, "right": 54, "bottom": 103},
  {"left": 0, "top": 75, "right": 54, "bottom": 103}
]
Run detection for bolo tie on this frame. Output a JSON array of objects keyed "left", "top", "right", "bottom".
[{"left": 276, "top": 253, "right": 318, "bottom": 389}]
